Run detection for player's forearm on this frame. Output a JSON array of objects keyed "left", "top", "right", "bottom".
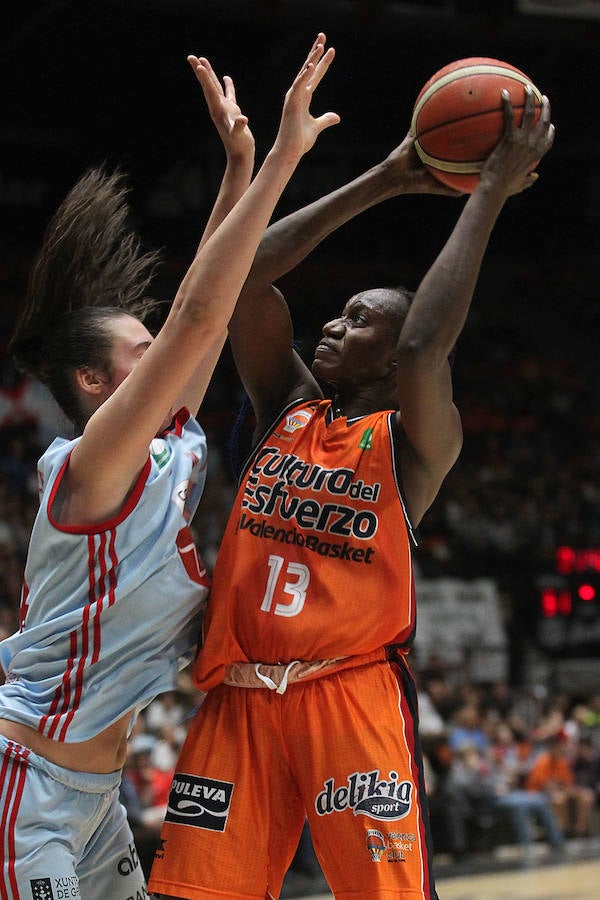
[
  {"left": 196, "top": 153, "right": 255, "bottom": 253},
  {"left": 398, "top": 185, "right": 507, "bottom": 362}
]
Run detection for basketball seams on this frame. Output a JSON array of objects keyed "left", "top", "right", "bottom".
[
  {"left": 412, "top": 143, "right": 486, "bottom": 175},
  {"left": 411, "top": 65, "right": 543, "bottom": 137},
  {"left": 416, "top": 103, "right": 532, "bottom": 141},
  {"left": 414, "top": 103, "right": 535, "bottom": 172}
]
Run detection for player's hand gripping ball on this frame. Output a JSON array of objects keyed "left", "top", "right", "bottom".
[{"left": 411, "top": 57, "right": 543, "bottom": 192}]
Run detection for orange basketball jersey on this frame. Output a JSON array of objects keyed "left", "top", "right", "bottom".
[{"left": 194, "top": 399, "right": 417, "bottom": 691}]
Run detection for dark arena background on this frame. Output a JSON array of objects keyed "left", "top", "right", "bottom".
[{"left": 1, "top": 2, "right": 600, "bottom": 897}]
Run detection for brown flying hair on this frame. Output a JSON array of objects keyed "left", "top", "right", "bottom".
[{"left": 10, "top": 167, "right": 162, "bottom": 430}]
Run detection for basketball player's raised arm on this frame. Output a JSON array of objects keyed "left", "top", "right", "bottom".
[
  {"left": 189, "top": 57, "right": 255, "bottom": 254},
  {"left": 395, "top": 89, "right": 555, "bottom": 526},
  {"left": 176, "top": 56, "right": 256, "bottom": 417},
  {"left": 69, "top": 36, "right": 340, "bottom": 522},
  {"left": 229, "top": 131, "right": 460, "bottom": 423}
]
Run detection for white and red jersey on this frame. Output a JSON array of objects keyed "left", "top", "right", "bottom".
[
  {"left": 0, "top": 408, "right": 209, "bottom": 742},
  {"left": 194, "top": 399, "right": 417, "bottom": 691}
]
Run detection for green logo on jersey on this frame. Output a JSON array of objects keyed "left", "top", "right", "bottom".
[
  {"left": 359, "top": 428, "right": 373, "bottom": 450},
  {"left": 150, "top": 438, "right": 171, "bottom": 470}
]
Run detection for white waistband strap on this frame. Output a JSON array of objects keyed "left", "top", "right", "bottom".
[
  {"left": 223, "top": 656, "right": 347, "bottom": 690},
  {"left": 254, "top": 660, "right": 301, "bottom": 695}
]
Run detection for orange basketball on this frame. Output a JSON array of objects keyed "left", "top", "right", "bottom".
[{"left": 411, "top": 57, "right": 543, "bottom": 192}]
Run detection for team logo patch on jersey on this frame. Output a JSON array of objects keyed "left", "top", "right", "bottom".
[
  {"left": 366, "top": 829, "right": 387, "bottom": 862},
  {"left": 30, "top": 876, "right": 82, "bottom": 899},
  {"left": 315, "top": 769, "right": 413, "bottom": 821},
  {"left": 30, "top": 879, "right": 55, "bottom": 900},
  {"left": 283, "top": 408, "right": 313, "bottom": 433},
  {"left": 365, "top": 829, "right": 416, "bottom": 863},
  {"left": 150, "top": 438, "right": 172, "bottom": 470},
  {"left": 165, "top": 773, "right": 234, "bottom": 831}
]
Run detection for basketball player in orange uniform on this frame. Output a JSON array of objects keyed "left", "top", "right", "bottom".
[{"left": 149, "top": 63, "right": 554, "bottom": 899}]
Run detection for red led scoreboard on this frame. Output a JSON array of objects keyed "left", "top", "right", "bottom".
[{"left": 537, "top": 546, "right": 600, "bottom": 654}]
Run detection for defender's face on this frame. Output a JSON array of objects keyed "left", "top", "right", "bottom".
[
  {"left": 312, "top": 289, "right": 401, "bottom": 389},
  {"left": 106, "top": 314, "right": 154, "bottom": 389},
  {"left": 105, "top": 315, "right": 176, "bottom": 433}
]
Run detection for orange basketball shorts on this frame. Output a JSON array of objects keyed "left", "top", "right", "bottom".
[{"left": 148, "top": 652, "right": 438, "bottom": 899}]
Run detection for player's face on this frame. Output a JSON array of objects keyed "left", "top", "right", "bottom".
[
  {"left": 105, "top": 315, "right": 176, "bottom": 433},
  {"left": 106, "top": 314, "right": 154, "bottom": 390},
  {"left": 312, "top": 289, "right": 401, "bottom": 389}
]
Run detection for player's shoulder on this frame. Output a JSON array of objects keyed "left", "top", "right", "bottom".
[{"left": 38, "top": 435, "right": 76, "bottom": 474}]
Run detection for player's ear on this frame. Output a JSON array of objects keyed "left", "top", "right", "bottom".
[{"left": 75, "top": 366, "right": 108, "bottom": 397}]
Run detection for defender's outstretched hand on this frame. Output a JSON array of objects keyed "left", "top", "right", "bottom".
[
  {"left": 187, "top": 55, "right": 255, "bottom": 162},
  {"left": 273, "top": 32, "right": 340, "bottom": 163},
  {"left": 479, "top": 87, "right": 555, "bottom": 196}
]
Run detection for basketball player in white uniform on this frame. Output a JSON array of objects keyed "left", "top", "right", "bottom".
[{"left": 0, "top": 35, "right": 339, "bottom": 898}]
